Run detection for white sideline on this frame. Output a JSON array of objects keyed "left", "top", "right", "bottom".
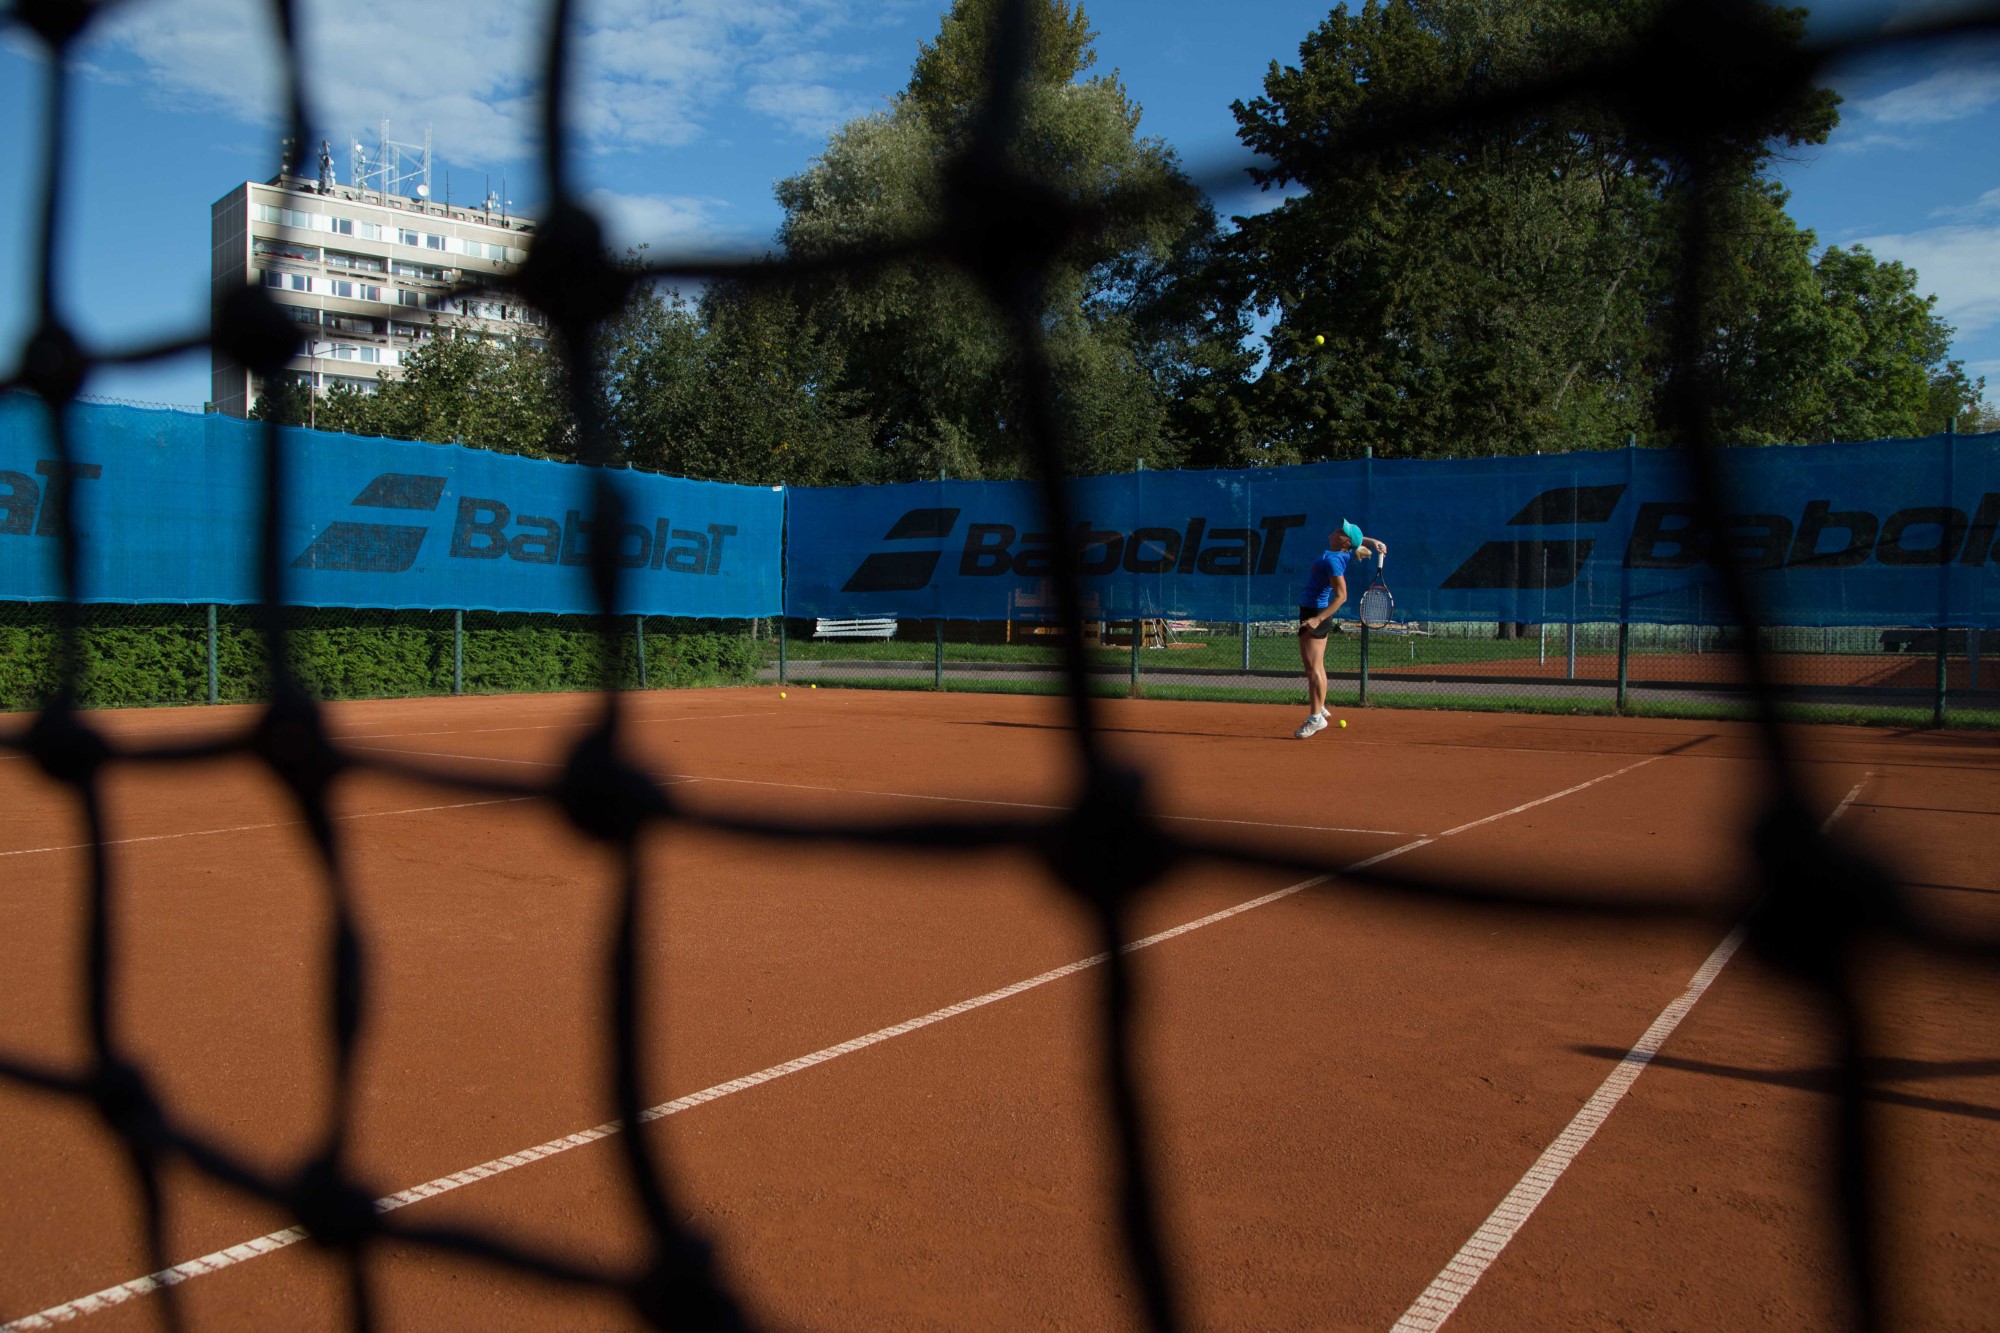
[
  {"left": 0, "top": 797, "right": 535, "bottom": 860},
  {"left": 2, "top": 755, "right": 1661, "bottom": 1330},
  {"left": 1389, "top": 776, "right": 1871, "bottom": 1332}
]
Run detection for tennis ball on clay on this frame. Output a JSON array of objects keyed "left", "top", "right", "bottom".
[
  {"left": 810, "top": 683, "right": 817, "bottom": 689},
  {"left": 780, "top": 691, "right": 787, "bottom": 699},
  {"left": 1338, "top": 718, "right": 1348, "bottom": 728}
]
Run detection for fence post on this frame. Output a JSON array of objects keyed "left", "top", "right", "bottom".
[
  {"left": 1616, "top": 620, "right": 1630, "bottom": 712},
  {"left": 1359, "top": 621, "right": 1371, "bottom": 706},
  {"left": 1130, "top": 618, "right": 1141, "bottom": 695},
  {"left": 453, "top": 609, "right": 464, "bottom": 695},
  {"left": 1935, "top": 627, "right": 1949, "bottom": 728},
  {"left": 777, "top": 616, "right": 787, "bottom": 684},
  {"left": 635, "top": 615, "right": 647, "bottom": 689},
  {"left": 934, "top": 619, "right": 945, "bottom": 691},
  {"left": 206, "top": 604, "right": 219, "bottom": 704},
  {"left": 1241, "top": 621, "right": 1251, "bottom": 673}
]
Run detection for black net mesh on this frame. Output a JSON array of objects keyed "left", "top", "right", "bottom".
[{"left": 5, "top": 1, "right": 2000, "bottom": 1329}]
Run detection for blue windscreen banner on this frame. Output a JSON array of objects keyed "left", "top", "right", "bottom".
[
  {"left": 787, "top": 434, "right": 2000, "bottom": 628},
  {"left": 0, "top": 399, "right": 784, "bottom": 616}
]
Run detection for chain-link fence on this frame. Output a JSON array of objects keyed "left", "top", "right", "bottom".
[
  {"left": 0, "top": 603, "right": 764, "bottom": 711},
  {"left": 766, "top": 615, "right": 2000, "bottom": 727},
  {"left": 6, "top": 0, "right": 2000, "bottom": 1331}
]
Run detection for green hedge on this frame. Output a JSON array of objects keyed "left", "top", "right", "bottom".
[{"left": 0, "top": 605, "right": 761, "bottom": 711}]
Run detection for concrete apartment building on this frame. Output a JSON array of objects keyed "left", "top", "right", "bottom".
[{"left": 210, "top": 158, "right": 545, "bottom": 418}]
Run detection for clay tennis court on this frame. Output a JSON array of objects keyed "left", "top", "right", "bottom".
[{"left": 3, "top": 689, "right": 1997, "bottom": 1330}]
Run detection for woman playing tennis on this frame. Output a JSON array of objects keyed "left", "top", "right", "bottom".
[{"left": 1295, "top": 520, "right": 1387, "bottom": 739}]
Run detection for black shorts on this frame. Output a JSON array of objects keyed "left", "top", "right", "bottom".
[{"left": 1298, "top": 607, "right": 1332, "bottom": 639}]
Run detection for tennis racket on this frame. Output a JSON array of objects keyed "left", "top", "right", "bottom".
[{"left": 1358, "top": 551, "right": 1394, "bottom": 629}]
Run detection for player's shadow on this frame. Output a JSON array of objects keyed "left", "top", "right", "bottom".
[{"left": 1570, "top": 1046, "right": 2000, "bottom": 1123}]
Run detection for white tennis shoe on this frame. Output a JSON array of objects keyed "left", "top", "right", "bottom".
[{"left": 1294, "top": 713, "right": 1328, "bottom": 739}]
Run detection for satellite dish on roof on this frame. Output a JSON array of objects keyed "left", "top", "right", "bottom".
[{"left": 415, "top": 183, "right": 430, "bottom": 198}]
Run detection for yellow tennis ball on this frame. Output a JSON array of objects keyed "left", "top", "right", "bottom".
[
  {"left": 1338, "top": 718, "right": 1347, "bottom": 728},
  {"left": 810, "top": 683, "right": 817, "bottom": 689},
  {"left": 1314, "top": 334, "right": 1325, "bottom": 346},
  {"left": 780, "top": 691, "right": 787, "bottom": 699}
]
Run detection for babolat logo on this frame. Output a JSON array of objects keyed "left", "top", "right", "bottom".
[
  {"left": 1444, "top": 485, "right": 1626, "bottom": 589},
  {"left": 1625, "top": 495, "right": 2000, "bottom": 569},
  {"left": 843, "top": 509, "right": 1307, "bottom": 592},
  {"left": 1445, "top": 484, "right": 2000, "bottom": 587},
  {"left": 0, "top": 459, "right": 103, "bottom": 538},
  {"left": 294, "top": 472, "right": 737, "bottom": 575},
  {"left": 292, "top": 473, "right": 447, "bottom": 572}
]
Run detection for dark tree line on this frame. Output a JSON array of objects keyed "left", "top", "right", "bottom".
[{"left": 259, "top": 0, "right": 1994, "bottom": 479}]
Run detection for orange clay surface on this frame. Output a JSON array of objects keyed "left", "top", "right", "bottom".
[{"left": 1, "top": 688, "right": 1997, "bottom": 1331}]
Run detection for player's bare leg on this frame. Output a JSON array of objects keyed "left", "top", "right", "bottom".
[{"left": 1296, "top": 628, "right": 1329, "bottom": 737}]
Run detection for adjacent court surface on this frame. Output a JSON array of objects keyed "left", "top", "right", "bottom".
[{"left": 3, "top": 688, "right": 1997, "bottom": 1330}]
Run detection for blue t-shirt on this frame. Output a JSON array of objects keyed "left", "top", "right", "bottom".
[{"left": 1301, "top": 549, "right": 1358, "bottom": 610}]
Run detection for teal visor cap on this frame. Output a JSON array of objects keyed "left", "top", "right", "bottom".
[{"left": 1341, "top": 519, "right": 1365, "bottom": 551}]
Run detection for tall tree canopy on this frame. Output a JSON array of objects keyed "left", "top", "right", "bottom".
[
  {"left": 775, "top": 0, "right": 1252, "bottom": 479},
  {"left": 1213, "top": 0, "right": 1989, "bottom": 460}
]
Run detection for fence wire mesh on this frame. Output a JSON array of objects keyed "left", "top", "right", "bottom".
[{"left": 5, "top": 0, "right": 2000, "bottom": 1330}]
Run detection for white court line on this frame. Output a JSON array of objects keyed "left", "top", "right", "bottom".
[
  {"left": 340, "top": 746, "right": 1407, "bottom": 837},
  {"left": 337, "top": 710, "right": 778, "bottom": 741},
  {"left": 0, "top": 836, "right": 1431, "bottom": 1331},
  {"left": 0, "top": 797, "right": 535, "bottom": 860},
  {"left": 1435, "top": 755, "right": 1661, "bottom": 838},
  {"left": 1389, "top": 776, "right": 1871, "bottom": 1333},
  {"left": 4, "top": 753, "right": 1660, "bottom": 1330}
]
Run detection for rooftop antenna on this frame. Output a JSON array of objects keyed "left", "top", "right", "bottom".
[
  {"left": 351, "top": 117, "right": 434, "bottom": 203},
  {"left": 317, "top": 138, "right": 335, "bottom": 193}
]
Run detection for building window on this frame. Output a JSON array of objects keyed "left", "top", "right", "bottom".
[
  {"left": 329, "top": 217, "right": 353, "bottom": 236},
  {"left": 326, "top": 250, "right": 385, "bottom": 274},
  {"left": 425, "top": 234, "right": 446, "bottom": 251},
  {"left": 253, "top": 238, "right": 321, "bottom": 263},
  {"left": 283, "top": 306, "right": 321, "bottom": 326},
  {"left": 398, "top": 229, "right": 422, "bottom": 247}
]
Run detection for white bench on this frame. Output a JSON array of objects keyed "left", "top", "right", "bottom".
[{"left": 814, "top": 617, "right": 898, "bottom": 640}]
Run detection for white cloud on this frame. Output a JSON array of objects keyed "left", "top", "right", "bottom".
[
  {"left": 1855, "top": 51, "right": 2000, "bottom": 125},
  {"left": 582, "top": 187, "right": 736, "bottom": 255},
  {"left": 1853, "top": 221, "right": 2000, "bottom": 337},
  {"left": 1931, "top": 186, "right": 2000, "bottom": 220},
  {"left": 78, "top": 0, "right": 884, "bottom": 168}
]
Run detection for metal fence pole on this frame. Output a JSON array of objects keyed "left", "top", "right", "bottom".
[
  {"left": 1935, "top": 626, "right": 1949, "bottom": 728},
  {"left": 1358, "top": 621, "right": 1371, "bottom": 706},
  {"left": 453, "top": 609, "right": 464, "bottom": 695},
  {"left": 777, "top": 616, "right": 787, "bottom": 684},
  {"left": 1616, "top": 620, "right": 1630, "bottom": 712},
  {"left": 206, "top": 604, "right": 218, "bottom": 704},
  {"left": 934, "top": 619, "right": 945, "bottom": 691},
  {"left": 1241, "top": 621, "right": 1251, "bottom": 673},
  {"left": 635, "top": 615, "right": 647, "bottom": 689},
  {"left": 1130, "top": 618, "right": 1141, "bottom": 695}
]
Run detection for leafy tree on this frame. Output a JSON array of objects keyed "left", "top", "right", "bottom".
[
  {"left": 315, "top": 328, "right": 574, "bottom": 459},
  {"left": 776, "top": 0, "right": 1253, "bottom": 479},
  {"left": 1221, "top": 0, "right": 1844, "bottom": 459},
  {"left": 248, "top": 371, "right": 315, "bottom": 426},
  {"left": 598, "top": 282, "right": 880, "bottom": 486}
]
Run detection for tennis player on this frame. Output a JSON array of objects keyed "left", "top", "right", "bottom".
[{"left": 1296, "top": 520, "right": 1387, "bottom": 739}]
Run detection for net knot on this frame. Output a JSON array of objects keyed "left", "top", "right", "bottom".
[
  {"left": 1047, "top": 763, "right": 1175, "bottom": 908},
  {"left": 91, "top": 1058, "right": 169, "bottom": 1152},
  {"left": 215, "top": 284, "right": 307, "bottom": 380},
  {"left": 558, "top": 728, "right": 668, "bottom": 844},
  {"left": 14, "top": 0, "right": 104, "bottom": 50},
  {"left": 940, "top": 145, "right": 1078, "bottom": 303},
  {"left": 289, "top": 1153, "right": 379, "bottom": 1250},
  {"left": 1747, "top": 799, "right": 1904, "bottom": 986},
  {"left": 513, "top": 202, "right": 634, "bottom": 335},
  {"left": 26, "top": 703, "right": 108, "bottom": 786},
  {"left": 253, "top": 694, "right": 346, "bottom": 809},
  {"left": 22, "top": 322, "right": 88, "bottom": 406}
]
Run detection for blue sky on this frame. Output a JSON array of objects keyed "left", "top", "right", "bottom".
[{"left": 2, "top": 0, "right": 1996, "bottom": 414}]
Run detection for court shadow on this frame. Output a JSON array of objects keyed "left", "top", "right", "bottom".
[
  {"left": 1901, "top": 881, "right": 2000, "bottom": 898},
  {"left": 1570, "top": 1046, "right": 2000, "bottom": 1123}
]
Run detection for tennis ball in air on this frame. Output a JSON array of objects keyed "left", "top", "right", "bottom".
[
  {"left": 810, "top": 683, "right": 817, "bottom": 689},
  {"left": 780, "top": 691, "right": 787, "bottom": 699},
  {"left": 1314, "top": 334, "right": 1325, "bottom": 346}
]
